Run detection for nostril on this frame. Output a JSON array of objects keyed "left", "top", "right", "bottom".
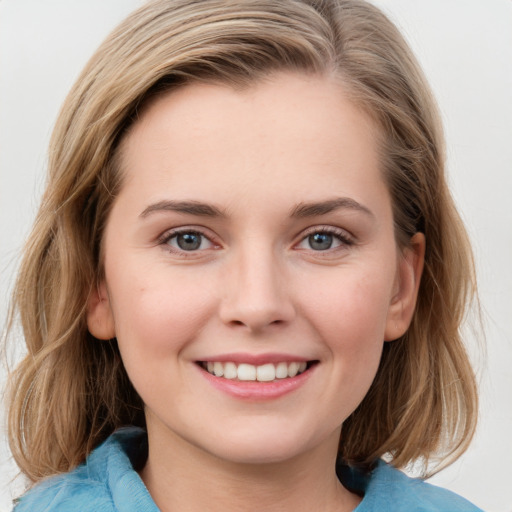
[{"left": 228, "top": 318, "right": 286, "bottom": 330}]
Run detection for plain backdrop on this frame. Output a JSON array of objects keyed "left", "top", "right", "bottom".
[{"left": 1, "top": 1, "right": 511, "bottom": 511}]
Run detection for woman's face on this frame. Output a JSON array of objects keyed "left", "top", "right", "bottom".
[{"left": 88, "top": 72, "right": 423, "bottom": 466}]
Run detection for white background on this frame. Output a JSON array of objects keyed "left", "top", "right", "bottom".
[{"left": 1, "top": 1, "right": 511, "bottom": 511}]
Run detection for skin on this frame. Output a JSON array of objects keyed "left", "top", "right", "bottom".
[{"left": 87, "top": 72, "right": 424, "bottom": 512}]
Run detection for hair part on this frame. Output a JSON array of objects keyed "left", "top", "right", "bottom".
[{"left": 5, "top": 0, "right": 478, "bottom": 481}]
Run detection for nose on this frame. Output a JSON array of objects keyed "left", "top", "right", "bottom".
[{"left": 219, "top": 247, "right": 295, "bottom": 333}]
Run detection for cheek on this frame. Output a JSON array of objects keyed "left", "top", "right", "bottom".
[
  {"left": 306, "top": 268, "right": 393, "bottom": 334},
  {"left": 301, "top": 267, "right": 394, "bottom": 371},
  {"left": 108, "top": 263, "right": 218, "bottom": 359},
  {"left": 107, "top": 266, "right": 220, "bottom": 406}
]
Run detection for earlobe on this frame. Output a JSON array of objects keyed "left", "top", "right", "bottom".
[
  {"left": 87, "top": 280, "right": 116, "bottom": 340},
  {"left": 384, "top": 233, "right": 425, "bottom": 342}
]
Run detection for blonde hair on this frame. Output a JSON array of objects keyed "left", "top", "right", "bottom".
[{"left": 5, "top": 0, "right": 478, "bottom": 481}]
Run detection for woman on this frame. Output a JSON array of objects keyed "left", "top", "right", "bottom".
[{"left": 4, "top": 1, "right": 484, "bottom": 510}]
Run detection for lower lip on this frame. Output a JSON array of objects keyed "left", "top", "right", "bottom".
[{"left": 197, "top": 364, "right": 315, "bottom": 400}]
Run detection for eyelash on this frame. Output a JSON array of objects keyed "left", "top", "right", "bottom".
[
  {"left": 297, "top": 226, "right": 354, "bottom": 252},
  {"left": 158, "top": 226, "right": 354, "bottom": 255},
  {"left": 158, "top": 228, "right": 219, "bottom": 256}
]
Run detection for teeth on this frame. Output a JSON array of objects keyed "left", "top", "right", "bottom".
[
  {"left": 213, "top": 362, "right": 224, "bottom": 377},
  {"left": 256, "top": 363, "right": 275, "bottom": 382},
  {"left": 203, "top": 361, "right": 310, "bottom": 382},
  {"left": 237, "top": 363, "right": 256, "bottom": 381},
  {"left": 287, "top": 362, "right": 300, "bottom": 378},
  {"left": 275, "top": 362, "right": 288, "bottom": 379},
  {"left": 223, "top": 362, "right": 237, "bottom": 379}
]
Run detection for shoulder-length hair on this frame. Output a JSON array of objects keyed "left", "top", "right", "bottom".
[{"left": 5, "top": 0, "right": 477, "bottom": 481}]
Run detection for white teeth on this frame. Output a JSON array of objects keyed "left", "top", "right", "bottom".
[
  {"left": 237, "top": 363, "right": 256, "bottom": 381},
  {"left": 275, "top": 362, "right": 288, "bottom": 379},
  {"left": 287, "top": 362, "right": 300, "bottom": 378},
  {"left": 213, "top": 362, "right": 224, "bottom": 377},
  {"left": 223, "top": 362, "right": 237, "bottom": 379},
  {"left": 256, "top": 363, "right": 276, "bottom": 382},
  {"left": 203, "top": 361, "right": 310, "bottom": 382}
]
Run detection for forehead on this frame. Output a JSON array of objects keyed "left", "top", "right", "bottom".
[{"left": 116, "top": 72, "right": 387, "bottom": 212}]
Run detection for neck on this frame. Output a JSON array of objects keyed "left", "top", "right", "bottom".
[{"left": 140, "top": 427, "right": 361, "bottom": 512}]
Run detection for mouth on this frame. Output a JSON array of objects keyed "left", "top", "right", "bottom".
[{"left": 198, "top": 360, "right": 318, "bottom": 383}]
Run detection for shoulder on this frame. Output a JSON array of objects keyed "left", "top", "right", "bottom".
[
  {"left": 13, "top": 427, "right": 157, "bottom": 512},
  {"left": 13, "top": 473, "right": 114, "bottom": 512},
  {"left": 343, "top": 460, "right": 485, "bottom": 512}
]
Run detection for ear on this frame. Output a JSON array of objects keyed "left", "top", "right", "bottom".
[
  {"left": 87, "top": 280, "right": 116, "bottom": 340},
  {"left": 384, "top": 233, "right": 425, "bottom": 342}
]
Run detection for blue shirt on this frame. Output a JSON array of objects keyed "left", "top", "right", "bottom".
[{"left": 13, "top": 427, "right": 484, "bottom": 511}]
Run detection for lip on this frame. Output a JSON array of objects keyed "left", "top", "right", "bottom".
[
  {"left": 195, "top": 355, "right": 317, "bottom": 400},
  {"left": 199, "top": 352, "right": 311, "bottom": 366}
]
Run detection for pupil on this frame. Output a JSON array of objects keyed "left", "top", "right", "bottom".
[
  {"left": 177, "top": 232, "right": 201, "bottom": 250},
  {"left": 309, "top": 233, "right": 332, "bottom": 251}
]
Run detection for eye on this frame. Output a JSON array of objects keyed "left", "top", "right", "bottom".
[
  {"left": 307, "top": 232, "right": 337, "bottom": 251},
  {"left": 164, "top": 230, "right": 215, "bottom": 252},
  {"left": 296, "top": 228, "right": 353, "bottom": 251}
]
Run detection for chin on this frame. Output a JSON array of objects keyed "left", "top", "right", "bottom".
[
  {"left": 199, "top": 422, "right": 337, "bottom": 466},
  {"left": 209, "top": 440, "right": 305, "bottom": 466}
]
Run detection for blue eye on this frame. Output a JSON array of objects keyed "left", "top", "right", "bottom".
[
  {"left": 308, "top": 232, "right": 334, "bottom": 251},
  {"left": 176, "top": 232, "right": 201, "bottom": 250},
  {"left": 166, "top": 231, "right": 213, "bottom": 251},
  {"left": 296, "top": 228, "right": 352, "bottom": 252}
]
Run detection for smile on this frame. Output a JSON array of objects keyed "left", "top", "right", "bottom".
[{"left": 200, "top": 361, "right": 312, "bottom": 382}]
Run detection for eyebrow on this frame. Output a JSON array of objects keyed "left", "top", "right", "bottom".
[
  {"left": 139, "top": 200, "right": 226, "bottom": 218},
  {"left": 139, "top": 197, "right": 373, "bottom": 220},
  {"left": 290, "top": 197, "right": 374, "bottom": 218}
]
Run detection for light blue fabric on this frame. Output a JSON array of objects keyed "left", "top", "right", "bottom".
[
  {"left": 13, "top": 427, "right": 484, "bottom": 511},
  {"left": 14, "top": 428, "right": 157, "bottom": 512},
  {"left": 342, "top": 461, "right": 485, "bottom": 511}
]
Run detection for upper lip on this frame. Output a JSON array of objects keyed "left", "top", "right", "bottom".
[{"left": 197, "top": 353, "right": 313, "bottom": 366}]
